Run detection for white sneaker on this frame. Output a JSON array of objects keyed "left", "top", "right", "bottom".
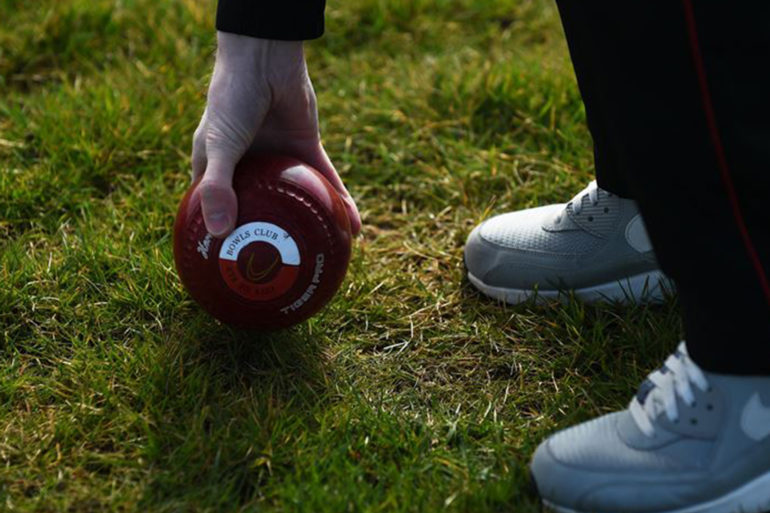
[
  {"left": 464, "top": 181, "right": 671, "bottom": 304},
  {"left": 531, "top": 342, "right": 770, "bottom": 513}
]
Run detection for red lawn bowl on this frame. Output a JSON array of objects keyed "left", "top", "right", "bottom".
[{"left": 173, "top": 154, "right": 352, "bottom": 330}]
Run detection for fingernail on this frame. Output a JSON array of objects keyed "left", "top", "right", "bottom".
[{"left": 207, "top": 211, "right": 231, "bottom": 236}]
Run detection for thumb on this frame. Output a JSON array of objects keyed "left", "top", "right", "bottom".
[
  {"left": 199, "top": 155, "right": 239, "bottom": 239},
  {"left": 199, "top": 66, "right": 270, "bottom": 238}
]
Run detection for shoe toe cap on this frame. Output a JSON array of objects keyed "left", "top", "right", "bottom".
[
  {"left": 464, "top": 205, "right": 579, "bottom": 289},
  {"left": 531, "top": 412, "right": 695, "bottom": 512},
  {"left": 531, "top": 436, "right": 585, "bottom": 510},
  {"left": 531, "top": 413, "right": 634, "bottom": 509},
  {"left": 464, "top": 222, "right": 497, "bottom": 280}
]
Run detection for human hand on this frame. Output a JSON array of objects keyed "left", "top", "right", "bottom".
[{"left": 191, "top": 32, "right": 361, "bottom": 238}]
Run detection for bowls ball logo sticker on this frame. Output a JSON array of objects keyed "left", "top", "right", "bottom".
[{"left": 219, "top": 222, "right": 300, "bottom": 301}]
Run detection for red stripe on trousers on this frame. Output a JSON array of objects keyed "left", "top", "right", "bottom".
[{"left": 681, "top": 0, "right": 770, "bottom": 308}]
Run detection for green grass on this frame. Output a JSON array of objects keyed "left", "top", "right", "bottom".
[{"left": 0, "top": 0, "right": 682, "bottom": 511}]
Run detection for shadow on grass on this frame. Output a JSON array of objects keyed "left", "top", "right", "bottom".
[
  {"left": 454, "top": 272, "right": 682, "bottom": 411},
  {"left": 139, "top": 314, "right": 331, "bottom": 509}
]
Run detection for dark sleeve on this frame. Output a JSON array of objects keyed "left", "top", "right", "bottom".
[{"left": 216, "top": 1, "right": 326, "bottom": 41}]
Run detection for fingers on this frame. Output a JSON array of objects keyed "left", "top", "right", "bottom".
[
  {"left": 298, "top": 142, "right": 362, "bottom": 235},
  {"left": 280, "top": 72, "right": 361, "bottom": 235}
]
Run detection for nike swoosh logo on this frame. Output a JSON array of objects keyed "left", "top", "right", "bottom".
[
  {"left": 740, "top": 393, "right": 770, "bottom": 441},
  {"left": 625, "top": 214, "right": 653, "bottom": 253}
]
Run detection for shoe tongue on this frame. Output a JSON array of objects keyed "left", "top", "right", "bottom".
[
  {"left": 566, "top": 188, "right": 621, "bottom": 238},
  {"left": 569, "top": 182, "right": 596, "bottom": 205}
]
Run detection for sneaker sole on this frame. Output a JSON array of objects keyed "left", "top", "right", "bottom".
[
  {"left": 467, "top": 269, "right": 671, "bottom": 305},
  {"left": 542, "top": 468, "right": 770, "bottom": 513}
]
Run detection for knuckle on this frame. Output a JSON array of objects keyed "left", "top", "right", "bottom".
[{"left": 198, "top": 177, "right": 222, "bottom": 193}]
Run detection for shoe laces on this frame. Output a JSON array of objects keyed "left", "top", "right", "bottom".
[
  {"left": 629, "top": 342, "right": 710, "bottom": 437},
  {"left": 556, "top": 181, "right": 601, "bottom": 223},
  {"left": 570, "top": 180, "right": 601, "bottom": 216}
]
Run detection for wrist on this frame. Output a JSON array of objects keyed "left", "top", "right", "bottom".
[{"left": 216, "top": 32, "right": 304, "bottom": 68}]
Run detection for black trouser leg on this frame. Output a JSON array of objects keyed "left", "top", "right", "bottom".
[
  {"left": 556, "top": 2, "right": 633, "bottom": 198},
  {"left": 555, "top": 0, "right": 770, "bottom": 375}
]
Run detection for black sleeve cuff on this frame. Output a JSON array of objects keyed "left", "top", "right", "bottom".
[{"left": 216, "top": 1, "right": 326, "bottom": 41}]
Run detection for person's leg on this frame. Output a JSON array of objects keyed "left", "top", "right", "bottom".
[
  {"left": 557, "top": 0, "right": 770, "bottom": 372},
  {"left": 531, "top": 2, "right": 770, "bottom": 511},
  {"left": 462, "top": 10, "right": 666, "bottom": 305},
  {"left": 649, "top": 1, "right": 770, "bottom": 372},
  {"left": 463, "top": 1, "right": 680, "bottom": 306},
  {"left": 556, "top": 1, "right": 631, "bottom": 199}
]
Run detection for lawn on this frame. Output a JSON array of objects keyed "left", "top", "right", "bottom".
[{"left": 0, "top": 0, "right": 682, "bottom": 511}]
